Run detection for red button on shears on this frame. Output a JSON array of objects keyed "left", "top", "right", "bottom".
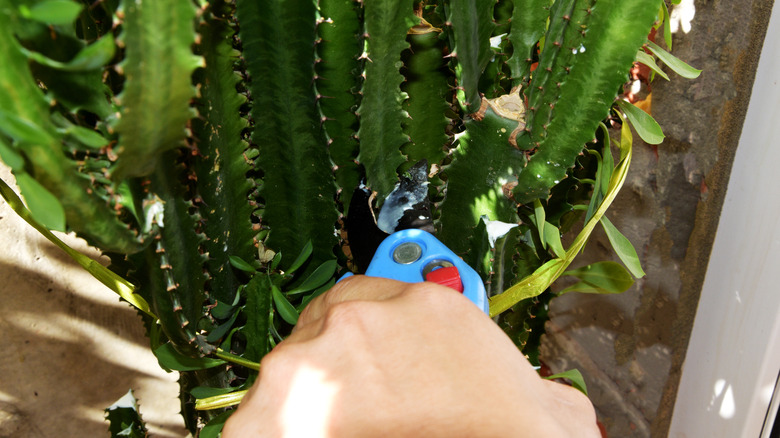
[{"left": 424, "top": 266, "right": 464, "bottom": 293}]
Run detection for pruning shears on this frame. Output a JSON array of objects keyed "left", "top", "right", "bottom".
[{"left": 342, "top": 161, "right": 489, "bottom": 314}]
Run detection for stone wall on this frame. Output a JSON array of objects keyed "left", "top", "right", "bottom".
[{"left": 539, "top": 0, "right": 775, "bottom": 436}]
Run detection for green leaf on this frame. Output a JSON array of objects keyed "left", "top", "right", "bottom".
[
  {"left": 600, "top": 216, "right": 646, "bottom": 278},
  {"left": 617, "top": 99, "right": 664, "bottom": 145},
  {"left": 206, "top": 310, "right": 239, "bottom": 343},
  {"left": 0, "top": 108, "right": 55, "bottom": 146},
  {"left": 105, "top": 390, "right": 147, "bottom": 438},
  {"left": 272, "top": 283, "right": 299, "bottom": 325},
  {"left": 287, "top": 240, "right": 313, "bottom": 275},
  {"left": 22, "top": 0, "right": 83, "bottom": 26},
  {"left": 65, "top": 125, "right": 108, "bottom": 148},
  {"left": 190, "top": 386, "right": 236, "bottom": 399},
  {"left": 229, "top": 255, "right": 257, "bottom": 273},
  {"left": 22, "top": 34, "right": 116, "bottom": 72},
  {"left": 645, "top": 40, "right": 701, "bottom": 79},
  {"left": 661, "top": 2, "right": 673, "bottom": 50},
  {"left": 545, "top": 369, "right": 588, "bottom": 396},
  {"left": 0, "top": 139, "right": 24, "bottom": 170},
  {"left": 635, "top": 50, "right": 670, "bottom": 81},
  {"left": 543, "top": 221, "right": 565, "bottom": 259},
  {"left": 67, "top": 33, "right": 116, "bottom": 70},
  {"left": 560, "top": 261, "right": 634, "bottom": 294},
  {"left": 15, "top": 172, "right": 66, "bottom": 231},
  {"left": 533, "top": 199, "right": 546, "bottom": 248},
  {"left": 199, "top": 410, "right": 234, "bottom": 438},
  {"left": 287, "top": 259, "right": 338, "bottom": 295},
  {"left": 152, "top": 343, "right": 225, "bottom": 372}
]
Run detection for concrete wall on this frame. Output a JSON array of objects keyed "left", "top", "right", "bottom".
[
  {"left": 539, "top": 0, "right": 775, "bottom": 437},
  {"left": 0, "top": 165, "right": 186, "bottom": 437}
]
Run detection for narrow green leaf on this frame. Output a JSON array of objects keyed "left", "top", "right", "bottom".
[
  {"left": 206, "top": 311, "right": 240, "bottom": 343},
  {"left": 489, "top": 258, "right": 565, "bottom": 317},
  {"left": 645, "top": 40, "right": 701, "bottom": 79},
  {"left": 194, "top": 390, "right": 247, "bottom": 410},
  {"left": 661, "top": 2, "right": 673, "bottom": 50},
  {"left": 272, "top": 284, "right": 299, "bottom": 325},
  {"left": 229, "top": 255, "right": 257, "bottom": 274},
  {"left": 66, "top": 33, "right": 116, "bottom": 70},
  {"left": 617, "top": 99, "right": 664, "bottom": 145},
  {"left": 199, "top": 410, "right": 234, "bottom": 438},
  {"left": 23, "top": 0, "right": 83, "bottom": 26},
  {"left": 0, "top": 108, "right": 55, "bottom": 146},
  {"left": 561, "top": 261, "right": 634, "bottom": 294},
  {"left": 286, "top": 240, "right": 313, "bottom": 275},
  {"left": 600, "top": 125, "right": 614, "bottom": 193},
  {"left": 15, "top": 172, "right": 66, "bottom": 231},
  {"left": 153, "top": 343, "right": 225, "bottom": 372},
  {"left": 65, "top": 125, "right": 108, "bottom": 148},
  {"left": 0, "top": 139, "right": 24, "bottom": 170},
  {"left": 190, "top": 386, "right": 236, "bottom": 399},
  {"left": 544, "top": 221, "right": 565, "bottom": 259},
  {"left": 635, "top": 50, "right": 670, "bottom": 81},
  {"left": 0, "top": 178, "right": 152, "bottom": 318},
  {"left": 287, "top": 259, "right": 338, "bottom": 295},
  {"left": 600, "top": 216, "right": 646, "bottom": 278},
  {"left": 534, "top": 199, "right": 546, "bottom": 248},
  {"left": 22, "top": 34, "right": 116, "bottom": 72},
  {"left": 545, "top": 369, "right": 588, "bottom": 396}
]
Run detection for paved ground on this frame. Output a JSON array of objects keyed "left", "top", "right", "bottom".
[{"left": 0, "top": 164, "right": 187, "bottom": 437}]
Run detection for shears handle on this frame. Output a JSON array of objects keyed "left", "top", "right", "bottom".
[{"left": 340, "top": 229, "right": 489, "bottom": 315}]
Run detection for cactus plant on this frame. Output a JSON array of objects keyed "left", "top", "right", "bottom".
[{"left": 0, "top": 0, "right": 698, "bottom": 434}]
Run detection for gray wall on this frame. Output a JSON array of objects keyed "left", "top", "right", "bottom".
[{"left": 539, "top": 0, "right": 776, "bottom": 436}]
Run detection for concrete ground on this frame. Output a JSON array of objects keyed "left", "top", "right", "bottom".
[{"left": 0, "top": 164, "right": 187, "bottom": 437}]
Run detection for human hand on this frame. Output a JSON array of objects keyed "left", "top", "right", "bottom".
[{"left": 223, "top": 276, "right": 599, "bottom": 437}]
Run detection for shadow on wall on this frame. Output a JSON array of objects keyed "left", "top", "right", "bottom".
[{"left": 0, "top": 165, "right": 187, "bottom": 438}]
